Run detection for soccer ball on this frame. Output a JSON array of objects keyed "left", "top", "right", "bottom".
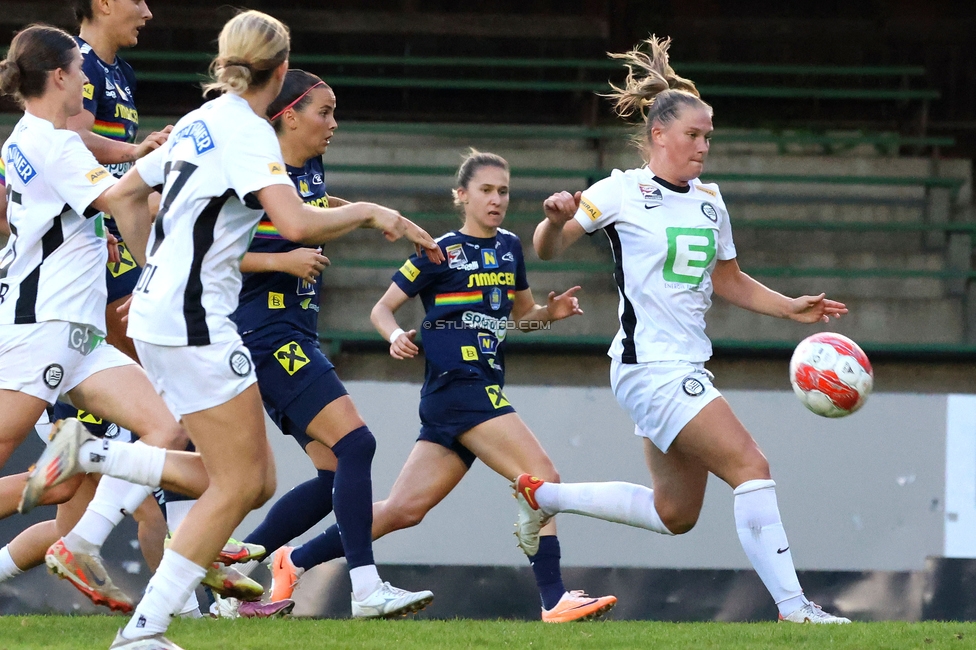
[{"left": 789, "top": 333, "right": 873, "bottom": 418}]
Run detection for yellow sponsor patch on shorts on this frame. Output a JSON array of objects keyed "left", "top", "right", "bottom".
[
  {"left": 274, "top": 341, "right": 310, "bottom": 376},
  {"left": 268, "top": 162, "right": 286, "bottom": 175},
  {"left": 461, "top": 345, "right": 478, "bottom": 361},
  {"left": 399, "top": 259, "right": 420, "bottom": 282},
  {"left": 485, "top": 384, "right": 511, "bottom": 409},
  {"left": 579, "top": 196, "right": 602, "bottom": 221},
  {"left": 108, "top": 242, "right": 137, "bottom": 278},
  {"left": 83, "top": 83, "right": 94, "bottom": 100},
  {"left": 86, "top": 167, "right": 110, "bottom": 184},
  {"left": 268, "top": 292, "right": 285, "bottom": 309},
  {"left": 77, "top": 410, "right": 103, "bottom": 425}
]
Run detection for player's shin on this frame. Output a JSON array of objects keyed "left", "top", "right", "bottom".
[
  {"left": 330, "top": 426, "right": 380, "bottom": 599},
  {"left": 732, "top": 479, "right": 807, "bottom": 616},
  {"left": 64, "top": 476, "right": 153, "bottom": 554},
  {"left": 121, "top": 548, "right": 206, "bottom": 640}
]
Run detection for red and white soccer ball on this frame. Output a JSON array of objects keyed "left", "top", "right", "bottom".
[{"left": 789, "top": 332, "right": 873, "bottom": 418}]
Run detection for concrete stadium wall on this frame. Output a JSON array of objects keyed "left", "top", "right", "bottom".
[{"left": 240, "top": 382, "right": 958, "bottom": 573}]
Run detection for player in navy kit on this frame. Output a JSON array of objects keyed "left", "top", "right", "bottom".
[
  {"left": 207, "top": 70, "right": 430, "bottom": 619},
  {"left": 268, "top": 151, "right": 618, "bottom": 623}
]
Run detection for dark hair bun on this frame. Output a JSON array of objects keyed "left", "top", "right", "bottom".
[{"left": 0, "top": 59, "right": 22, "bottom": 97}]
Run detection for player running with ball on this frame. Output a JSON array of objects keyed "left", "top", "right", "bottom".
[{"left": 525, "top": 36, "right": 851, "bottom": 624}]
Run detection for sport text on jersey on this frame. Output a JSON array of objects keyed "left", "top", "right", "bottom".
[
  {"left": 171, "top": 121, "right": 215, "bottom": 155},
  {"left": 7, "top": 145, "right": 36, "bottom": 184}
]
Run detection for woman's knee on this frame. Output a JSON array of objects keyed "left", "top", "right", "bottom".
[
  {"left": 378, "top": 497, "right": 429, "bottom": 532},
  {"left": 655, "top": 496, "right": 702, "bottom": 535}
]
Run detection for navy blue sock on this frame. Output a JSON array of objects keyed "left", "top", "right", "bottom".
[
  {"left": 244, "top": 469, "right": 335, "bottom": 554},
  {"left": 329, "top": 426, "right": 376, "bottom": 569},
  {"left": 290, "top": 523, "right": 344, "bottom": 570},
  {"left": 529, "top": 535, "right": 565, "bottom": 611}
]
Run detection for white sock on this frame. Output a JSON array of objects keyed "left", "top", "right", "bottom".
[
  {"left": 349, "top": 564, "right": 382, "bottom": 601},
  {"left": 122, "top": 549, "right": 206, "bottom": 639},
  {"left": 0, "top": 546, "right": 24, "bottom": 582},
  {"left": 164, "top": 499, "right": 196, "bottom": 534},
  {"left": 732, "top": 479, "right": 808, "bottom": 616},
  {"left": 177, "top": 589, "right": 202, "bottom": 618},
  {"left": 79, "top": 439, "right": 166, "bottom": 488},
  {"left": 534, "top": 481, "right": 674, "bottom": 535},
  {"left": 65, "top": 477, "right": 154, "bottom": 551}
]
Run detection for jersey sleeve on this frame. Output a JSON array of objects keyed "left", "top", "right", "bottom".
[
  {"left": 514, "top": 238, "right": 529, "bottom": 291},
  {"left": 715, "top": 195, "right": 737, "bottom": 261},
  {"left": 134, "top": 145, "right": 167, "bottom": 189},
  {"left": 392, "top": 247, "right": 445, "bottom": 298},
  {"left": 573, "top": 172, "right": 623, "bottom": 234},
  {"left": 80, "top": 55, "right": 103, "bottom": 117},
  {"left": 51, "top": 134, "right": 117, "bottom": 216},
  {"left": 222, "top": 123, "right": 293, "bottom": 201}
]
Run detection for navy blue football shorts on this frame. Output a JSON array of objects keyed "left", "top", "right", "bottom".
[
  {"left": 418, "top": 378, "right": 516, "bottom": 468},
  {"left": 246, "top": 327, "right": 347, "bottom": 450}
]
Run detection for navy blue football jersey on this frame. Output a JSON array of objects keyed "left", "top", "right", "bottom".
[
  {"left": 392, "top": 229, "right": 529, "bottom": 395},
  {"left": 77, "top": 37, "right": 139, "bottom": 176},
  {"left": 231, "top": 157, "right": 329, "bottom": 338}
]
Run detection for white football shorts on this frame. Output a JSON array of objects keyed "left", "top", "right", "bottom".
[
  {"left": 134, "top": 336, "right": 256, "bottom": 417},
  {"left": 611, "top": 358, "right": 722, "bottom": 453},
  {"left": 0, "top": 321, "right": 135, "bottom": 405}
]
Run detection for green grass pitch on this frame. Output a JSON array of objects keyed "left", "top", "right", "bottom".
[{"left": 0, "top": 617, "right": 973, "bottom": 650}]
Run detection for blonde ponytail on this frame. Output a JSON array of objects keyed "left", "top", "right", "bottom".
[
  {"left": 605, "top": 35, "right": 701, "bottom": 122},
  {"left": 203, "top": 10, "right": 290, "bottom": 96}
]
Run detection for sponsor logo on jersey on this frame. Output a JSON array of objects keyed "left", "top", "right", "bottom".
[
  {"left": 298, "top": 177, "right": 313, "bottom": 197},
  {"left": 275, "top": 341, "right": 310, "bottom": 376},
  {"left": 478, "top": 332, "right": 498, "bottom": 355},
  {"left": 460, "top": 345, "right": 478, "bottom": 361},
  {"left": 481, "top": 249, "right": 498, "bottom": 269},
  {"left": 229, "top": 350, "right": 252, "bottom": 377},
  {"left": 502, "top": 251, "right": 515, "bottom": 262},
  {"left": 300, "top": 297, "right": 320, "bottom": 312},
  {"left": 489, "top": 287, "right": 502, "bottom": 310},
  {"left": 695, "top": 184, "right": 717, "bottom": 197},
  {"left": 682, "top": 377, "right": 705, "bottom": 396},
  {"left": 268, "top": 163, "right": 286, "bottom": 175},
  {"left": 399, "top": 259, "right": 420, "bottom": 282},
  {"left": 86, "top": 167, "right": 110, "bottom": 184},
  {"left": 312, "top": 173, "right": 324, "bottom": 185},
  {"left": 700, "top": 202, "right": 718, "bottom": 222},
  {"left": 114, "top": 104, "right": 139, "bottom": 122},
  {"left": 461, "top": 311, "right": 508, "bottom": 341},
  {"left": 466, "top": 271, "right": 515, "bottom": 289},
  {"left": 8, "top": 145, "right": 36, "bottom": 184},
  {"left": 43, "top": 364, "right": 64, "bottom": 388},
  {"left": 446, "top": 244, "right": 468, "bottom": 269},
  {"left": 114, "top": 82, "right": 130, "bottom": 102},
  {"left": 639, "top": 184, "right": 663, "bottom": 201},
  {"left": 83, "top": 83, "right": 94, "bottom": 100},
  {"left": 268, "top": 291, "right": 285, "bottom": 309},
  {"left": 579, "top": 196, "right": 602, "bottom": 221},
  {"left": 297, "top": 278, "right": 315, "bottom": 296},
  {"left": 172, "top": 120, "right": 215, "bottom": 155}
]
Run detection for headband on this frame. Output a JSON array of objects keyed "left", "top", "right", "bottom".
[{"left": 270, "top": 81, "right": 326, "bottom": 121}]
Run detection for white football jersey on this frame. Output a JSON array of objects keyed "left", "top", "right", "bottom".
[
  {"left": 127, "top": 93, "right": 293, "bottom": 346},
  {"left": 0, "top": 112, "right": 115, "bottom": 335},
  {"left": 574, "top": 167, "right": 736, "bottom": 364}
]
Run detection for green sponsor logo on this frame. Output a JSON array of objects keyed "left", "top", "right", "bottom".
[{"left": 663, "top": 227, "right": 716, "bottom": 285}]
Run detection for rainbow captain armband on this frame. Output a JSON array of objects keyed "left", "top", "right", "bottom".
[{"left": 0, "top": 157, "right": 6, "bottom": 186}]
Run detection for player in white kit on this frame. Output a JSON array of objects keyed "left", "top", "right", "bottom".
[
  {"left": 0, "top": 23, "right": 212, "bottom": 610},
  {"left": 525, "top": 36, "right": 851, "bottom": 624},
  {"left": 20, "top": 11, "right": 442, "bottom": 648}
]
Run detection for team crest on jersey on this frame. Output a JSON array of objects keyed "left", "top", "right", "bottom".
[
  {"left": 7, "top": 145, "right": 36, "bottom": 184},
  {"left": 682, "top": 377, "right": 705, "bottom": 396},
  {"left": 700, "top": 202, "right": 718, "bottom": 222},
  {"left": 447, "top": 244, "right": 469, "bottom": 269},
  {"left": 489, "top": 287, "right": 502, "bottom": 310},
  {"left": 172, "top": 120, "right": 215, "bottom": 155}
]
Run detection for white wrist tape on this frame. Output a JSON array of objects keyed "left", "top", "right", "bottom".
[{"left": 389, "top": 328, "right": 405, "bottom": 345}]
